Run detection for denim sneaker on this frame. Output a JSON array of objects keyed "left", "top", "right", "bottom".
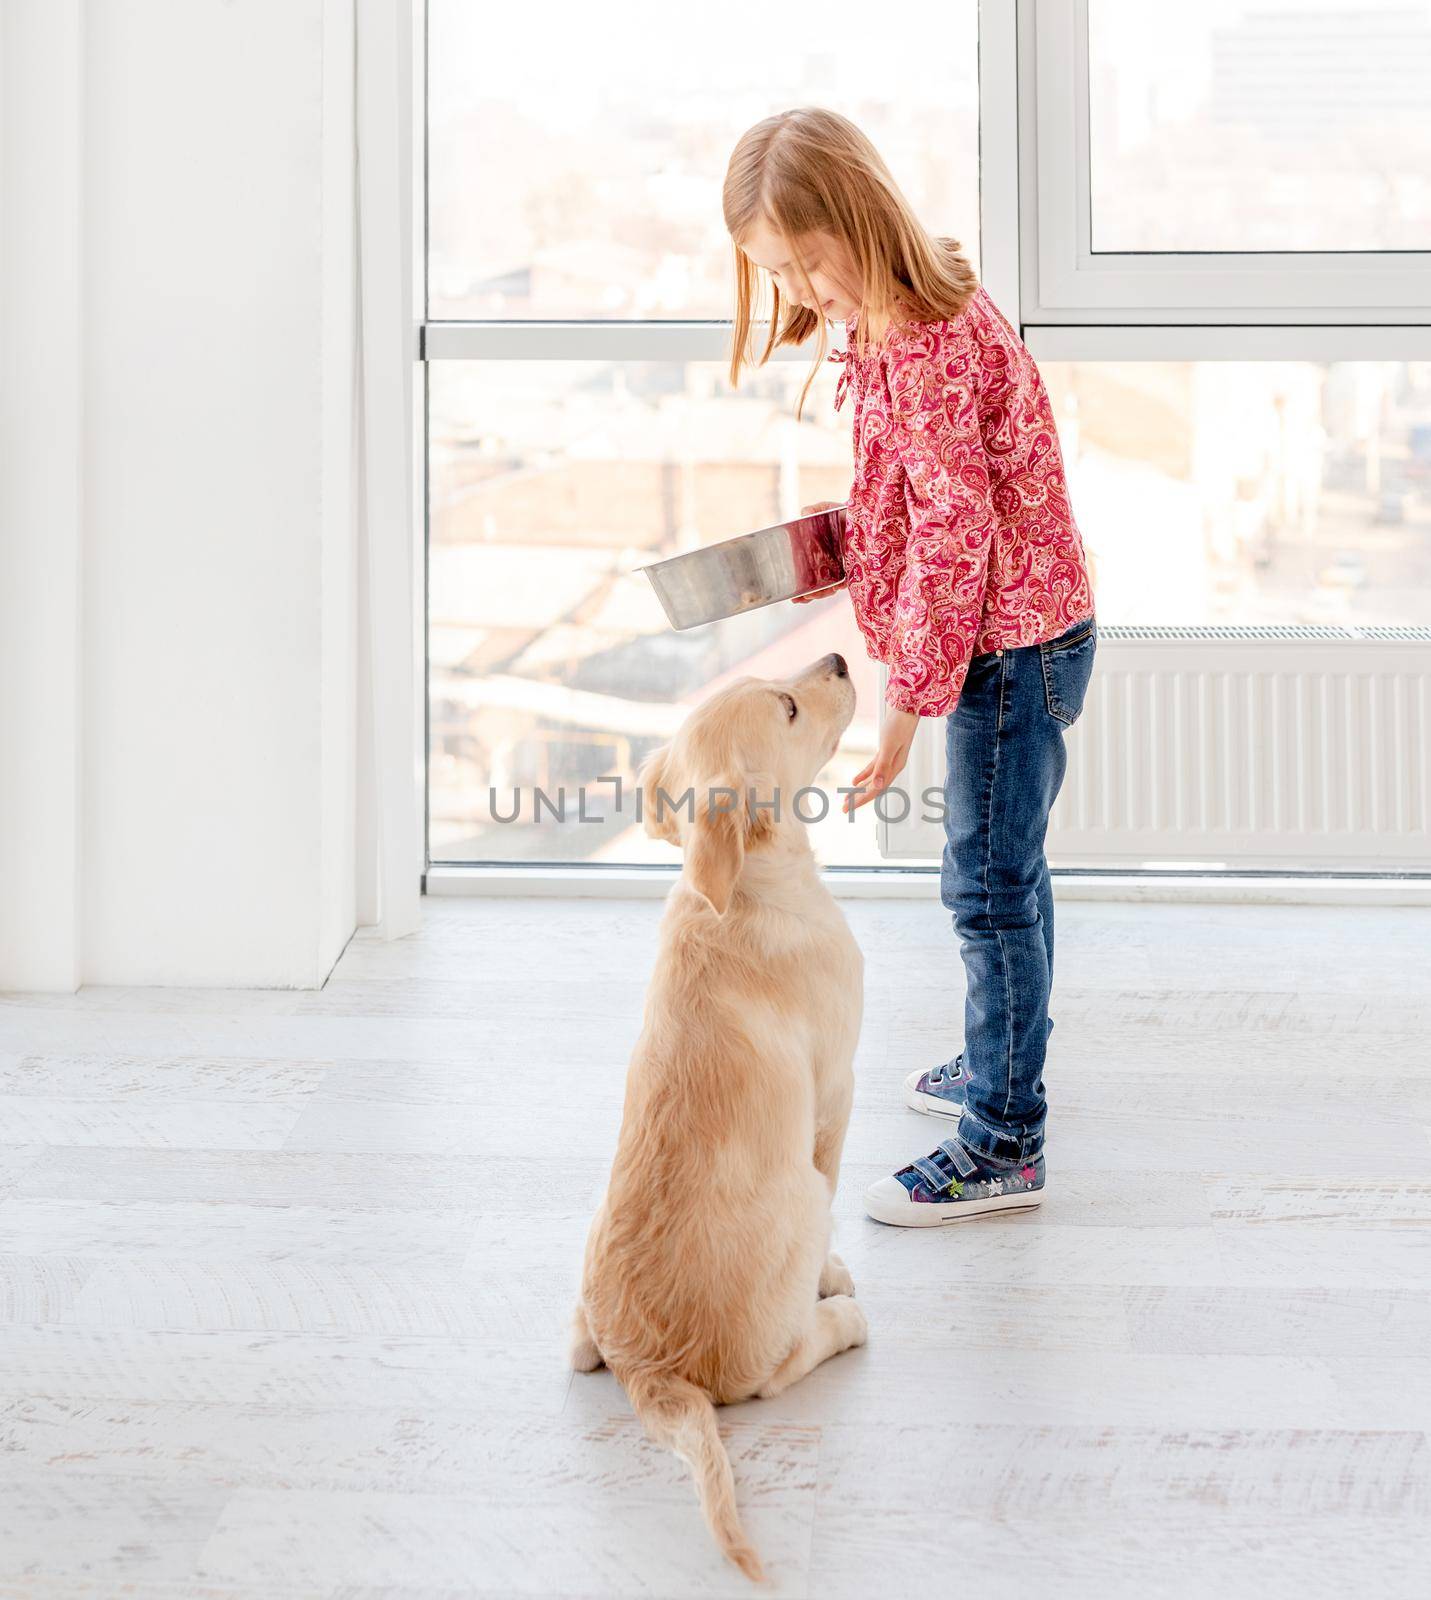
[
  {"left": 864, "top": 1138, "right": 1046, "bottom": 1227},
  {"left": 903, "top": 1054, "right": 969, "bottom": 1119}
]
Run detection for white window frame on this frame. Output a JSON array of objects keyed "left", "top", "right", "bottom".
[{"left": 1020, "top": 0, "right": 1431, "bottom": 324}]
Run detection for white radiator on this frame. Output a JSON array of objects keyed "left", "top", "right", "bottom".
[{"left": 883, "top": 627, "right": 1431, "bottom": 872}]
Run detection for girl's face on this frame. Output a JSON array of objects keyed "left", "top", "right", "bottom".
[{"left": 738, "top": 217, "right": 861, "bottom": 324}]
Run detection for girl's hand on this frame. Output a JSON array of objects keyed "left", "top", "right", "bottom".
[
  {"left": 793, "top": 501, "right": 848, "bottom": 605},
  {"left": 844, "top": 709, "right": 920, "bottom": 813},
  {"left": 792, "top": 580, "right": 846, "bottom": 605}
]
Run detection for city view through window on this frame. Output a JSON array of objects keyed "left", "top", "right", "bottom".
[{"left": 1089, "top": 0, "right": 1431, "bottom": 253}]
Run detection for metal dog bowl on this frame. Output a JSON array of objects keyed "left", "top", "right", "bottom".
[{"left": 636, "top": 504, "right": 848, "bottom": 630}]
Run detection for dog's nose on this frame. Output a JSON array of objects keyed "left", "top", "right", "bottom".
[{"left": 826, "top": 653, "right": 848, "bottom": 678}]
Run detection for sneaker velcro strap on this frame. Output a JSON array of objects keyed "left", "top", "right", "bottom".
[
  {"left": 937, "top": 1138, "right": 978, "bottom": 1177},
  {"left": 910, "top": 1155, "right": 951, "bottom": 1192}
]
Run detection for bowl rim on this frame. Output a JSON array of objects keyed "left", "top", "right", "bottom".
[{"left": 632, "top": 502, "right": 848, "bottom": 576}]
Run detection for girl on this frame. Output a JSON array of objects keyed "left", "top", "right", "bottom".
[{"left": 722, "top": 107, "right": 1098, "bottom": 1227}]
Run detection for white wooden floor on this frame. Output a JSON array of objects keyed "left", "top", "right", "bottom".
[{"left": 2, "top": 893, "right": 1430, "bottom": 1599}]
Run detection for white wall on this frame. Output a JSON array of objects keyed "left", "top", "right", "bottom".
[
  {"left": 0, "top": 1, "right": 84, "bottom": 991},
  {"left": 0, "top": 0, "right": 361, "bottom": 989}
]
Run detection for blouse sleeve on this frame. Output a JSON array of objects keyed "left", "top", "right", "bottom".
[{"left": 881, "top": 328, "right": 999, "bottom": 718}]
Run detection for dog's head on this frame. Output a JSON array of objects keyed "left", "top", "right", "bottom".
[{"left": 636, "top": 653, "right": 857, "bottom": 914}]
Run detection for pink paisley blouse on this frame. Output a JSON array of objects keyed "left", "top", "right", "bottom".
[{"left": 828, "top": 283, "right": 1095, "bottom": 718}]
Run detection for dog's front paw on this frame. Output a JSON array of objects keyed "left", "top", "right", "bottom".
[{"left": 819, "top": 1252, "right": 855, "bottom": 1299}]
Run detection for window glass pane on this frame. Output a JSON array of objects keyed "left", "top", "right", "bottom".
[
  {"left": 428, "top": 358, "right": 912, "bottom": 866},
  {"left": 427, "top": 1, "right": 979, "bottom": 318},
  {"left": 1088, "top": 0, "right": 1431, "bottom": 252},
  {"left": 1041, "top": 358, "right": 1431, "bottom": 625}
]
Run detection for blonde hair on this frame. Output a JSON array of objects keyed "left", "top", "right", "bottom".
[{"left": 722, "top": 106, "right": 980, "bottom": 418}]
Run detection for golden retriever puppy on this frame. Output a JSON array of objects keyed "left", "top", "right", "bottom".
[{"left": 571, "top": 652, "right": 867, "bottom": 1583}]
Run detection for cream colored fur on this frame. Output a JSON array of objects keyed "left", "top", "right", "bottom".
[{"left": 571, "top": 654, "right": 867, "bottom": 1584}]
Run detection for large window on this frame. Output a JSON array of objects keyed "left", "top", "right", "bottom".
[
  {"left": 421, "top": 0, "right": 1431, "bottom": 877},
  {"left": 425, "top": 0, "right": 980, "bottom": 868}
]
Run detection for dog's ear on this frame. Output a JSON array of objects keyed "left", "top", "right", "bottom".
[
  {"left": 686, "top": 770, "right": 779, "bottom": 916},
  {"left": 637, "top": 743, "right": 681, "bottom": 845},
  {"left": 686, "top": 787, "right": 745, "bottom": 916}
]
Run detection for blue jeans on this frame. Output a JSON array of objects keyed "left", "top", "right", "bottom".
[{"left": 938, "top": 613, "right": 1098, "bottom": 1165}]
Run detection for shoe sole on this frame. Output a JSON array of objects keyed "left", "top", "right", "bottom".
[
  {"left": 903, "top": 1081, "right": 967, "bottom": 1120},
  {"left": 864, "top": 1186, "right": 1046, "bottom": 1227}
]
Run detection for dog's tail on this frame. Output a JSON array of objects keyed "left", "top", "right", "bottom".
[{"left": 623, "top": 1367, "right": 764, "bottom": 1583}]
